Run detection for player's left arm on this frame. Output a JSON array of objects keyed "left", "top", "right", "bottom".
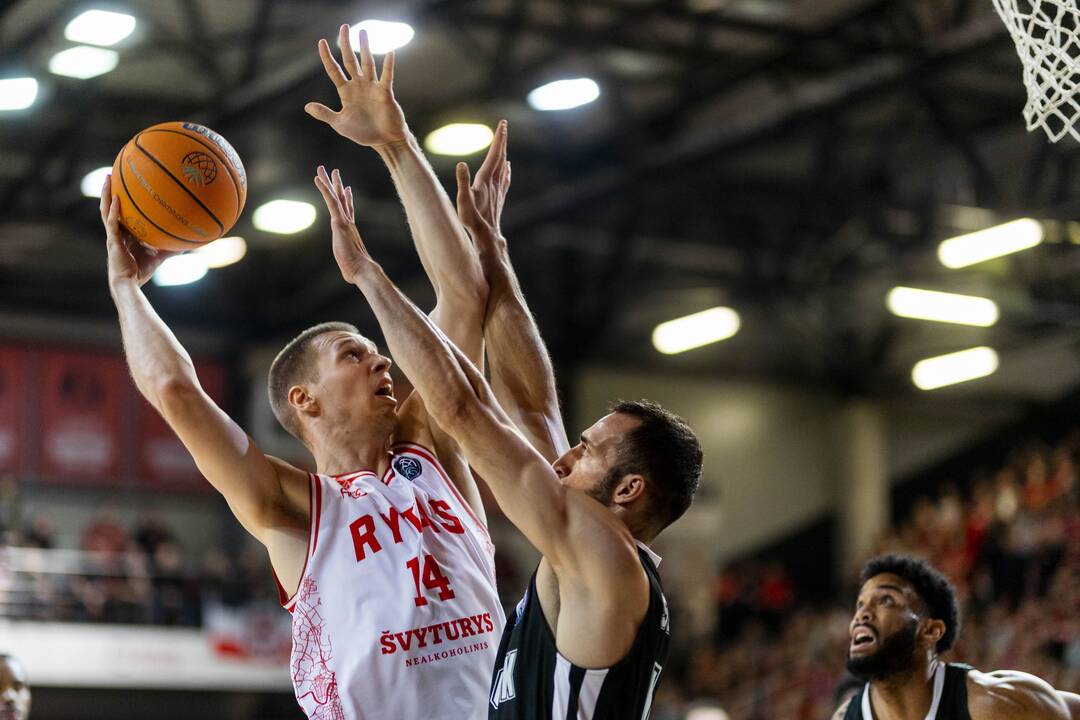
[
  {"left": 968, "top": 670, "right": 1072, "bottom": 720},
  {"left": 305, "top": 26, "right": 488, "bottom": 516}
]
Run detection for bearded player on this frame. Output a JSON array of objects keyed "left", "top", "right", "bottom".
[
  {"left": 314, "top": 149, "right": 702, "bottom": 719},
  {"left": 836, "top": 554, "right": 1080, "bottom": 720},
  {"left": 103, "top": 26, "right": 505, "bottom": 719}
]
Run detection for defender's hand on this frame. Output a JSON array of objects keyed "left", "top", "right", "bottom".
[
  {"left": 456, "top": 120, "right": 510, "bottom": 245},
  {"left": 305, "top": 25, "right": 407, "bottom": 148},
  {"left": 314, "top": 165, "right": 375, "bottom": 283},
  {"left": 101, "top": 175, "right": 179, "bottom": 289}
]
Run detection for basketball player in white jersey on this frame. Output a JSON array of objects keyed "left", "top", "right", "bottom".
[
  {"left": 101, "top": 26, "right": 506, "bottom": 719},
  {"left": 313, "top": 155, "right": 703, "bottom": 719}
]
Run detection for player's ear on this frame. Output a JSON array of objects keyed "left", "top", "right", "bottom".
[
  {"left": 922, "top": 618, "right": 945, "bottom": 649},
  {"left": 612, "top": 473, "right": 646, "bottom": 506},
  {"left": 289, "top": 384, "right": 318, "bottom": 416}
]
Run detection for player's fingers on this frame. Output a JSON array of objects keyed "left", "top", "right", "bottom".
[
  {"left": 304, "top": 102, "right": 339, "bottom": 125},
  {"left": 455, "top": 163, "right": 477, "bottom": 219},
  {"left": 314, "top": 167, "right": 342, "bottom": 216},
  {"left": 330, "top": 168, "right": 346, "bottom": 203},
  {"left": 358, "top": 28, "right": 376, "bottom": 79},
  {"left": 107, "top": 194, "right": 121, "bottom": 231},
  {"left": 337, "top": 24, "right": 363, "bottom": 79},
  {"left": 379, "top": 51, "right": 395, "bottom": 88},
  {"left": 317, "top": 38, "right": 349, "bottom": 87},
  {"left": 345, "top": 186, "right": 355, "bottom": 220},
  {"left": 99, "top": 176, "right": 111, "bottom": 222}
]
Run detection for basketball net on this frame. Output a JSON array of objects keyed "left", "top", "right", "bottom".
[{"left": 992, "top": 0, "right": 1080, "bottom": 142}]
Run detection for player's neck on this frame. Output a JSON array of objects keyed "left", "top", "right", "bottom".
[
  {"left": 310, "top": 424, "right": 393, "bottom": 477},
  {"left": 870, "top": 658, "right": 941, "bottom": 720}
]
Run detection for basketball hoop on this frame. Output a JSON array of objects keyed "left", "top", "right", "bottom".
[{"left": 992, "top": 0, "right": 1080, "bottom": 143}]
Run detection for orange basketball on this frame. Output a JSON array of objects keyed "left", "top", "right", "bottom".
[{"left": 111, "top": 121, "right": 247, "bottom": 251}]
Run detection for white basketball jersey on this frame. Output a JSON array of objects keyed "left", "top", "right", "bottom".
[{"left": 276, "top": 442, "right": 504, "bottom": 720}]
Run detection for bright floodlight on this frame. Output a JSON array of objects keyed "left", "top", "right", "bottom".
[
  {"left": 528, "top": 78, "right": 601, "bottom": 111},
  {"left": 348, "top": 20, "right": 414, "bottom": 55},
  {"left": 886, "top": 287, "right": 999, "bottom": 327},
  {"left": 938, "top": 219, "right": 1043, "bottom": 268},
  {"left": 652, "top": 307, "right": 741, "bottom": 355},
  {"left": 80, "top": 166, "right": 112, "bottom": 198},
  {"left": 424, "top": 123, "right": 494, "bottom": 156},
  {"left": 152, "top": 254, "right": 209, "bottom": 287},
  {"left": 49, "top": 46, "right": 118, "bottom": 79},
  {"left": 195, "top": 236, "right": 247, "bottom": 268},
  {"left": 0, "top": 78, "right": 39, "bottom": 111},
  {"left": 65, "top": 10, "right": 136, "bottom": 46},
  {"left": 253, "top": 199, "right": 317, "bottom": 234},
  {"left": 912, "top": 346, "right": 999, "bottom": 390}
]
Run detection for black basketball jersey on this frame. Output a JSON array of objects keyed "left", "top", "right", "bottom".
[
  {"left": 488, "top": 543, "right": 670, "bottom": 720},
  {"left": 844, "top": 663, "right": 973, "bottom": 720}
]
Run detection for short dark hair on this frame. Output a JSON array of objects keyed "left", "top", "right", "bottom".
[
  {"left": 608, "top": 399, "right": 703, "bottom": 533},
  {"left": 860, "top": 554, "right": 960, "bottom": 653},
  {"left": 267, "top": 322, "right": 360, "bottom": 441}
]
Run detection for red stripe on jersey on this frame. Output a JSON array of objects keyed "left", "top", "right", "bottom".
[{"left": 393, "top": 442, "right": 489, "bottom": 542}]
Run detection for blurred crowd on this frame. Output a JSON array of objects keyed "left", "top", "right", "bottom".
[
  {"left": 652, "top": 433, "right": 1080, "bottom": 720},
  {"left": 0, "top": 506, "right": 278, "bottom": 626}
]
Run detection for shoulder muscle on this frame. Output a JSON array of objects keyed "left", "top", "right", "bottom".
[{"left": 968, "top": 670, "right": 1070, "bottom": 720}]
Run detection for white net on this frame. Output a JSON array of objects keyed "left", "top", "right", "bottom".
[{"left": 992, "top": 0, "right": 1080, "bottom": 142}]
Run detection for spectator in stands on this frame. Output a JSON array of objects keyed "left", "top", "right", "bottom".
[
  {"left": 19, "top": 518, "right": 53, "bottom": 550},
  {"left": 0, "top": 653, "right": 30, "bottom": 720},
  {"left": 81, "top": 507, "right": 129, "bottom": 556},
  {"left": 133, "top": 509, "right": 175, "bottom": 557}
]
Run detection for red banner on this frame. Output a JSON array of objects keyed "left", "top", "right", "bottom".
[
  {"left": 38, "top": 350, "right": 125, "bottom": 484},
  {"left": 0, "top": 347, "right": 26, "bottom": 475},
  {"left": 137, "top": 361, "right": 226, "bottom": 490}
]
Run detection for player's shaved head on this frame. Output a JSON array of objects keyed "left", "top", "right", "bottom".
[{"left": 268, "top": 321, "right": 361, "bottom": 441}]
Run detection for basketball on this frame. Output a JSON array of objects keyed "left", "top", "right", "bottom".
[{"left": 111, "top": 121, "right": 247, "bottom": 251}]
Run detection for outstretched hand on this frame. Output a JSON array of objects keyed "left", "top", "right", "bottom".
[
  {"left": 101, "top": 175, "right": 179, "bottom": 288},
  {"left": 313, "top": 165, "right": 374, "bottom": 283},
  {"left": 305, "top": 25, "right": 407, "bottom": 148},
  {"left": 456, "top": 119, "right": 511, "bottom": 246}
]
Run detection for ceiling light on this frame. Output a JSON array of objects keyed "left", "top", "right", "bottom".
[
  {"left": 0, "top": 78, "right": 38, "bottom": 111},
  {"left": 886, "top": 287, "right": 999, "bottom": 327},
  {"left": 65, "top": 9, "right": 136, "bottom": 46},
  {"left": 49, "top": 46, "right": 118, "bottom": 79},
  {"left": 152, "top": 255, "right": 208, "bottom": 287},
  {"left": 652, "top": 307, "right": 740, "bottom": 355},
  {"left": 195, "top": 236, "right": 247, "bottom": 268},
  {"left": 424, "top": 123, "right": 494, "bottom": 156},
  {"left": 912, "top": 346, "right": 999, "bottom": 390},
  {"left": 938, "top": 219, "right": 1043, "bottom": 268},
  {"left": 527, "top": 78, "right": 601, "bottom": 111},
  {"left": 253, "top": 199, "right": 317, "bottom": 234},
  {"left": 81, "top": 166, "right": 112, "bottom": 197},
  {"left": 347, "top": 20, "right": 414, "bottom": 55}
]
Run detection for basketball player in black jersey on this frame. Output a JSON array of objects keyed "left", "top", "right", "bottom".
[
  {"left": 311, "top": 132, "right": 702, "bottom": 719},
  {"left": 835, "top": 554, "right": 1080, "bottom": 720}
]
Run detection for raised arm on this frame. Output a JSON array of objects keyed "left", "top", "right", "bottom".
[
  {"left": 102, "top": 177, "right": 309, "bottom": 590},
  {"left": 313, "top": 169, "right": 639, "bottom": 581},
  {"left": 968, "top": 670, "right": 1072, "bottom": 720},
  {"left": 305, "top": 25, "right": 486, "bottom": 364},
  {"left": 454, "top": 124, "right": 569, "bottom": 462}
]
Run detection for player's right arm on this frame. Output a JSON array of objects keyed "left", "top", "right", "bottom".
[
  {"left": 102, "top": 178, "right": 310, "bottom": 576},
  {"left": 454, "top": 126, "right": 570, "bottom": 463},
  {"left": 317, "top": 171, "right": 646, "bottom": 655}
]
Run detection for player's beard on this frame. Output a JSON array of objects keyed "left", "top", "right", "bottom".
[
  {"left": 846, "top": 617, "right": 919, "bottom": 681},
  {"left": 587, "top": 466, "right": 623, "bottom": 506}
]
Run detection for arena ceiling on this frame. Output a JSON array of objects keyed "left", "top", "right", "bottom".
[{"left": 3, "top": 0, "right": 1080, "bottom": 403}]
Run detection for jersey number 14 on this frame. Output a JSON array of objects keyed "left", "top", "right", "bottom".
[{"left": 406, "top": 554, "right": 456, "bottom": 607}]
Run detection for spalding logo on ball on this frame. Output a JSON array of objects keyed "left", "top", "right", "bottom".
[{"left": 112, "top": 121, "right": 247, "bottom": 251}]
